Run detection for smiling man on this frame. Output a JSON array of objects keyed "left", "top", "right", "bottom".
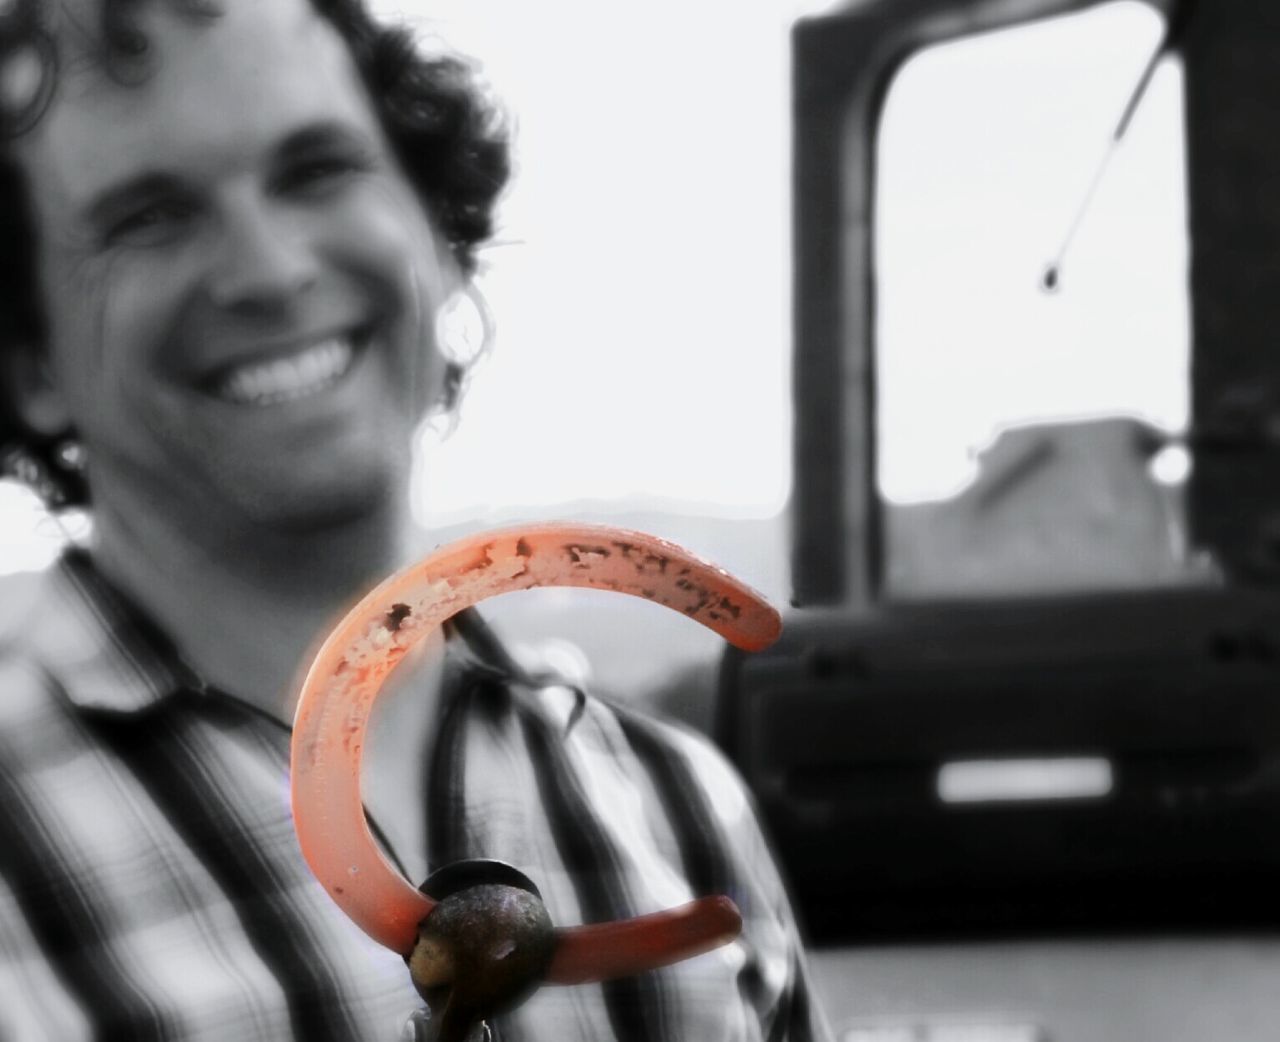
[
  {"left": 0, "top": 1, "right": 829, "bottom": 1040},
  {"left": 11, "top": 0, "right": 458, "bottom": 701}
]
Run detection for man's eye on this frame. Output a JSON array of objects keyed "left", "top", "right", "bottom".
[
  {"left": 275, "top": 153, "right": 372, "bottom": 197},
  {"left": 104, "top": 201, "right": 197, "bottom": 247}
]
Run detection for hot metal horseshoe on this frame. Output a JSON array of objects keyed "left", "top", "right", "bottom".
[{"left": 290, "top": 522, "right": 781, "bottom": 1001}]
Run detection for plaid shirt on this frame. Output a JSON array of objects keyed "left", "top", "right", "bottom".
[{"left": 0, "top": 550, "right": 829, "bottom": 1042}]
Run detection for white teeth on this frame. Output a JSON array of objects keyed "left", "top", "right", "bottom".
[{"left": 217, "top": 339, "right": 356, "bottom": 405}]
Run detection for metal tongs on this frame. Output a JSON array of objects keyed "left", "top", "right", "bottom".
[{"left": 404, "top": 858, "right": 741, "bottom": 1041}]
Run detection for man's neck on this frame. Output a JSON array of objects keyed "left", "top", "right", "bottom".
[{"left": 89, "top": 499, "right": 424, "bottom": 722}]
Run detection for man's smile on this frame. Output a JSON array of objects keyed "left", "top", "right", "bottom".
[{"left": 203, "top": 328, "right": 371, "bottom": 406}]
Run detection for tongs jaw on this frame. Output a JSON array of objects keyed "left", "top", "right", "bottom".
[
  {"left": 406, "top": 858, "right": 743, "bottom": 1042},
  {"left": 408, "top": 861, "right": 554, "bottom": 1042}
]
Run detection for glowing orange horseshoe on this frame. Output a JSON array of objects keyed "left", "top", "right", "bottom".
[{"left": 291, "top": 522, "right": 781, "bottom": 957}]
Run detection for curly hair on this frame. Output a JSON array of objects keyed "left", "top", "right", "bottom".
[{"left": 0, "top": 0, "right": 510, "bottom": 508}]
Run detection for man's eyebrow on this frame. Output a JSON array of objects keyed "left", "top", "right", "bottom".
[
  {"left": 274, "top": 121, "right": 378, "bottom": 160},
  {"left": 85, "top": 172, "right": 189, "bottom": 228}
]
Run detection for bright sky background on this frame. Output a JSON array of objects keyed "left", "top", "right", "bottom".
[
  {"left": 876, "top": 1, "right": 1188, "bottom": 503},
  {"left": 0, "top": 0, "right": 1185, "bottom": 571},
  {"left": 387, "top": 0, "right": 820, "bottom": 526}
]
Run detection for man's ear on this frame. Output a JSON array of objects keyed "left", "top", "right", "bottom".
[{"left": 4, "top": 344, "right": 72, "bottom": 437}]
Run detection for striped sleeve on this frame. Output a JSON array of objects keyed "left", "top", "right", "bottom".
[
  {"left": 0, "top": 653, "right": 180, "bottom": 1041},
  {"left": 0, "top": 869, "right": 94, "bottom": 1041},
  {"left": 651, "top": 717, "right": 837, "bottom": 1042}
]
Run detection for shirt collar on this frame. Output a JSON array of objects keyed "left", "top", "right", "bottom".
[
  {"left": 28, "top": 552, "right": 535, "bottom": 719},
  {"left": 28, "top": 548, "right": 202, "bottom": 715}
]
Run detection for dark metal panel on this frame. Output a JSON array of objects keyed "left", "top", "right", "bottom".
[
  {"left": 1183, "top": 1, "right": 1280, "bottom": 584},
  {"left": 719, "top": 588, "right": 1280, "bottom": 940}
]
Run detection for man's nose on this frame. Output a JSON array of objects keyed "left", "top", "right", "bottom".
[{"left": 206, "top": 199, "right": 320, "bottom": 314}]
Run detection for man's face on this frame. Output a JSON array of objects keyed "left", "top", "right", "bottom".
[{"left": 15, "top": 0, "right": 450, "bottom": 539}]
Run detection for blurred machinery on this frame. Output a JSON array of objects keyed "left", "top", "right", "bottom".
[{"left": 719, "top": 1, "right": 1280, "bottom": 1038}]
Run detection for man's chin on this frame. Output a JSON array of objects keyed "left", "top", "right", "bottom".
[{"left": 230, "top": 469, "right": 406, "bottom": 540}]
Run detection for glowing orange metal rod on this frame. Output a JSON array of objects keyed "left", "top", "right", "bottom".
[{"left": 291, "top": 522, "right": 781, "bottom": 958}]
